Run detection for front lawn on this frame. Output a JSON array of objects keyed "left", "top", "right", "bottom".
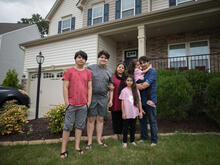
[{"left": 0, "top": 133, "right": 220, "bottom": 165}]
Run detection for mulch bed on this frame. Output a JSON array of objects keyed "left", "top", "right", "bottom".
[{"left": 0, "top": 114, "right": 219, "bottom": 142}]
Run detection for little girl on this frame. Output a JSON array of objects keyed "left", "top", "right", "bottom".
[
  {"left": 128, "top": 59, "right": 155, "bottom": 107},
  {"left": 119, "top": 75, "right": 143, "bottom": 148}
]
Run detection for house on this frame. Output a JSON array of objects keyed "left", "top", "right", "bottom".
[
  {"left": 0, "top": 23, "right": 41, "bottom": 84},
  {"left": 20, "top": 0, "right": 220, "bottom": 119}
]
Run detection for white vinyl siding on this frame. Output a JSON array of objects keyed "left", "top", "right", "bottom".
[
  {"left": 23, "top": 35, "right": 98, "bottom": 78},
  {"left": 152, "top": 0, "right": 169, "bottom": 11},
  {"left": 48, "top": 0, "right": 83, "bottom": 36}
]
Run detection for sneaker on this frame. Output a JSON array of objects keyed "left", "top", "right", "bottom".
[
  {"left": 150, "top": 143, "right": 157, "bottom": 147},
  {"left": 138, "top": 139, "right": 144, "bottom": 143},
  {"left": 131, "top": 142, "right": 137, "bottom": 146},
  {"left": 122, "top": 143, "right": 127, "bottom": 148}
]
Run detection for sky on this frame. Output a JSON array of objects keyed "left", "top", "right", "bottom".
[{"left": 0, "top": 0, "right": 56, "bottom": 23}]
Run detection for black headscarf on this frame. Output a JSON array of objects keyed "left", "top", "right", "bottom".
[{"left": 115, "top": 73, "right": 126, "bottom": 96}]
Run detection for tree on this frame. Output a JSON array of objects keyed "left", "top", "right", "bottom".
[
  {"left": 18, "top": 14, "right": 49, "bottom": 37},
  {"left": 1, "top": 69, "right": 22, "bottom": 89}
]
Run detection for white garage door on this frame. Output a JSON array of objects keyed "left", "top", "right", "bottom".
[{"left": 29, "top": 71, "right": 64, "bottom": 119}]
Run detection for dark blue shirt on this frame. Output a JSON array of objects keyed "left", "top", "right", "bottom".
[{"left": 140, "top": 68, "right": 157, "bottom": 106}]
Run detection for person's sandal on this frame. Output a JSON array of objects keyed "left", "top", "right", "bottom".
[
  {"left": 86, "top": 144, "right": 92, "bottom": 150},
  {"left": 60, "top": 151, "right": 68, "bottom": 159},
  {"left": 99, "top": 143, "right": 108, "bottom": 147},
  {"left": 76, "top": 149, "right": 84, "bottom": 155}
]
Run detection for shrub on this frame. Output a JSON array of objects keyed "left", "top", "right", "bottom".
[
  {"left": 0, "top": 103, "right": 28, "bottom": 135},
  {"left": 181, "top": 69, "right": 209, "bottom": 114},
  {"left": 157, "top": 69, "right": 178, "bottom": 79},
  {"left": 205, "top": 77, "right": 220, "bottom": 126},
  {"left": 157, "top": 75, "right": 194, "bottom": 120},
  {"left": 46, "top": 104, "right": 66, "bottom": 134},
  {"left": 1, "top": 69, "right": 22, "bottom": 89}
]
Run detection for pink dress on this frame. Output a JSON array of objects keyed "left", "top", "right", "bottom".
[
  {"left": 134, "top": 68, "right": 144, "bottom": 82},
  {"left": 119, "top": 87, "right": 141, "bottom": 119}
]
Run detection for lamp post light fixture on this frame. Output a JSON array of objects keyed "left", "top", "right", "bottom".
[{"left": 35, "top": 51, "right": 44, "bottom": 120}]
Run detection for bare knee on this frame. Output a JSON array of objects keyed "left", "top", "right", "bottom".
[{"left": 97, "top": 116, "right": 104, "bottom": 123}]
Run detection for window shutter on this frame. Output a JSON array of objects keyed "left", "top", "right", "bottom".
[
  {"left": 58, "top": 21, "right": 62, "bottom": 34},
  {"left": 135, "top": 0, "right": 142, "bottom": 15},
  {"left": 104, "top": 4, "right": 109, "bottom": 22},
  {"left": 71, "top": 17, "right": 75, "bottom": 30},
  {"left": 115, "top": 0, "right": 121, "bottom": 19},
  {"left": 87, "top": 8, "right": 92, "bottom": 26},
  {"left": 169, "top": 0, "right": 176, "bottom": 7}
]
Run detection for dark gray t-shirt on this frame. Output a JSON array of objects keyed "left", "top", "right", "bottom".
[{"left": 87, "top": 64, "right": 113, "bottom": 97}]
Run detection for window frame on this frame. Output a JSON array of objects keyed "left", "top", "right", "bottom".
[
  {"left": 176, "top": 0, "right": 197, "bottom": 5},
  {"left": 121, "top": 0, "right": 135, "bottom": 18},
  {"left": 61, "top": 17, "right": 71, "bottom": 32},
  {"left": 92, "top": 4, "right": 104, "bottom": 25},
  {"left": 168, "top": 40, "right": 210, "bottom": 71}
]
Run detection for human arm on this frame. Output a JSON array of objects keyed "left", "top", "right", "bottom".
[
  {"left": 121, "top": 100, "right": 126, "bottom": 119},
  {"left": 141, "top": 64, "right": 152, "bottom": 74},
  {"left": 138, "top": 100, "right": 143, "bottom": 119},
  {"left": 108, "top": 83, "right": 113, "bottom": 107},
  {"left": 87, "top": 81, "right": 92, "bottom": 108},
  {"left": 63, "top": 80, "right": 69, "bottom": 108}
]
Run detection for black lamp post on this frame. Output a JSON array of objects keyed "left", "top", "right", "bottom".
[{"left": 35, "top": 52, "right": 44, "bottom": 120}]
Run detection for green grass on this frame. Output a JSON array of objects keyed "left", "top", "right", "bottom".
[{"left": 0, "top": 133, "right": 220, "bottom": 165}]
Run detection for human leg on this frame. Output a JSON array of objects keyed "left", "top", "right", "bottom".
[
  {"left": 147, "top": 105, "right": 158, "bottom": 144},
  {"left": 96, "top": 116, "right": 104, "bottom": 145},
  {"left": 122, "top": 119, "right": 129, "bottom": 143},
  {"left": 87, "top": 116, "right": 96, "bottom": 146},
  {"left": 111, "top": 111, "right": 123, "bottom": 139},
  {"left": 130, "top": 118, "right": 137, "bottom": 143},
  {"left": 139, "top": 106, "right": 148, "bottom": 141}
]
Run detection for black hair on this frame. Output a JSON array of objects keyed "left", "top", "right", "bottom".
[
  {"left": 128, "top": 59, "right": 138, "bottom": 75},
  {"left": 114, "top": 62, "right": 126, "bottom": 76},
  {"left": 98, "top": 50, "right": 110, "bottom": 59},
  {"left": 139, "top": 56, "right": 149, "bottom": 63},
  {"left": 74, "top": 50, "right": 88, "bottom": 61},
  {"left": 126, "top": 74, "right": 139, "bottom": 107}
]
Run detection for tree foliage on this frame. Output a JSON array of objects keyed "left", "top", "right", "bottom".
[
  {"left": 18, "top": 13, "right": 49, "bottom": 37},
  {"left": 1, "top": 69, "right": 22, "bottom": 89}
]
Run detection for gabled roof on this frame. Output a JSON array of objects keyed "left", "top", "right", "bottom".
[
  {"left": 45, "top": 0, "right": 86, "bottom": 21},
  {"left": 0, "top": 23, "right": 32, "bottom": 35},
  {"left": 45, "top": 0, "right": 64, "bottom": 21}
]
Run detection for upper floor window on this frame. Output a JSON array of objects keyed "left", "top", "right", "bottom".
[
  {"left": 169, "top": 0, "right": 197, "bottom": 7},
  {"left": 121, "top": 0, "right": 135, "bottom": 18},
  {"left": 62, "top": 18, "right": 71, "bottom": 32},
  {"left": 58, "top": 16, "right": 75, "bottom": 34},
  {"left": 115, "top": 0, "right": 141, "bottom": 19},
  {"left": 92, "top": 5, "right": 104, "bottom": 25}
]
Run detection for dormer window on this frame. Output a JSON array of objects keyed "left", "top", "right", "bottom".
[
  {"left": 62, "top": 17, "right": 71, "bottom": 32},
  {"left": 121, "top": 0, "right": 135, "bottom": 18},
  {"left": 92, "top": 5, "right": 104, "bottom": 25}
]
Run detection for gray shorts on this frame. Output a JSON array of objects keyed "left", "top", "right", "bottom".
[
  {"left": 63, "top": 104, "right": 88, "bottom": 131},
  {"left": 88, "top": 96, "right": 108, "bottom": 117}
]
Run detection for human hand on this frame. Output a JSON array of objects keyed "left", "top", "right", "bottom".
[
  {"left": 139, "top": 112, "right": 143, "bottom": 119},
  {"left": 108, "top": 101, "right": 113, "bottom": 107},
  {"left": 136, "top": 84, "right": 143, "bottom": 90},
  {"left": 122, "top": 113, "right": 126, "bottom": 119}
]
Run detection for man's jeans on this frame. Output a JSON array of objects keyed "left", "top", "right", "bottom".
[{"left": 139, "top": 104, "right": 158, "bottom": 144}]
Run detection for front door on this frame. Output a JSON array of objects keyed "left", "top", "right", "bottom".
[{"left": 124, "top": 49, "right": 138, "bottom": 67}]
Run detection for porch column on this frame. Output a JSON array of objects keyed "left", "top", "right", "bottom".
[{"left": 137, "top": 25, "right": 146, "bottom": 58}]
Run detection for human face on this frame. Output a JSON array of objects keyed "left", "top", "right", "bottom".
[
  {"left": 116, "top": 64, "right": 125, "bottom": 75},
  {"left": 139, "top": 61, "right": 149, "bottom": 70},
  {"left": 135, "top": 61, "right": 140, "bottom": 69},
  {"left": 75, "top": 55, "right": 86, "bottom": 66},
  {"left": 98, "top": 55, "right": 108, "bottom": 67},
  {"left": 126, "top": 77, "right": 133, "bottom": 88}
]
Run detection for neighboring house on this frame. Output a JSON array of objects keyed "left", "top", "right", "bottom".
[
  {"left": 20, "top": 0, "right": 220, "bottom": 119},
  {"left": 0, "top": 23, "right": 41, "bottom": 84}
]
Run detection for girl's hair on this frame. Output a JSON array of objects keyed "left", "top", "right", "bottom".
[
  {"left": 114, "top": 62, "right": 126, "bottom": 76},
  {"left": 126, "top": 74, "right": 139, "bottom": 107},
  {"left": 127, "top": 59, "right": 138, "bottom": 75}
]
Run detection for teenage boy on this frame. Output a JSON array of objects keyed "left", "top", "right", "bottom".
[
  {"left": 60, "top": 50, "right": 92, "bottom": 158},
  {"left": 86, "top": 50, "right": 113, "bottom": 149},
  {"left": 137, "top": 56, "right": 158, "bottom": 147}
]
